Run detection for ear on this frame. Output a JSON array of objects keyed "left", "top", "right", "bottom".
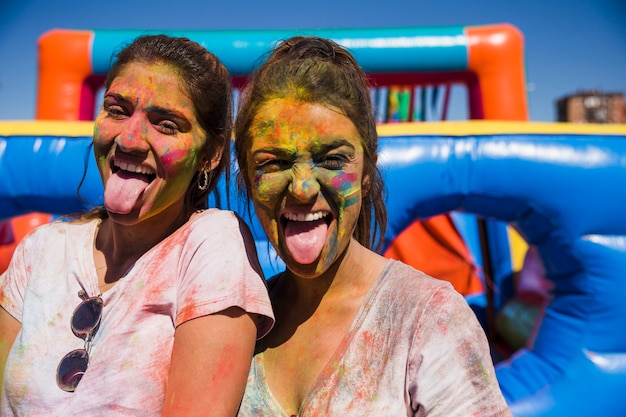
[
  {"left": 207, "top": 134, "right": 225, "bottom": 171},
  {"left": 198, "top": 134, "right": 226, "bottom": 172},
  {"left": 362, "top": 172, "right": 371, "bottom": 195},
  {"left": 362, "top": 154, "right": 376, "bottom": 195}
]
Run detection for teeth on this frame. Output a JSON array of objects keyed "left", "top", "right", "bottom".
[
  {"left": 284, "top": 212, "right": 328, "bottom": 222},
  {"left": 115, "top": 160, "right": 154, "bottom": 175}
]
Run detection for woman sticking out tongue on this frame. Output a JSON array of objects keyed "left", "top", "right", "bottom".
[
  {"left": 0, "top": 35, "right": 274, "bottom": 417},
  {"left": 283, "top": 211, "right": 329, "bottom": 265},
  {"left": 104, "top": 160, "right": 155, "bottom": 215},
  {"left": 234, "top": 36, "right": 511, "bottom": 417}
]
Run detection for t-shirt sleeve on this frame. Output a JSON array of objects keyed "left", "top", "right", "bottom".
[
  {"left": 408, "top": 285, "right": 511, "bottom": 417},
  {"left": 174, "top": 211, "right": 274, "bottom": 339},
  {"left": 0, "top": 230, "right": 35, "bottom": 322}
]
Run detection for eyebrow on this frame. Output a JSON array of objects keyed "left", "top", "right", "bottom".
[
  {"left": 312, "top": 139, "right": 357, "bottom": 154},
  {"left": 104, "top": 93, "right": 192, "bottom": 130},
  {"left": 146, "top": 105, "right": 192, "bottom": 128},
  {"left": 252, "top": 138, "right": 356, "bottom": 156},
  {"left": 251, "top": 146, "right": 295, "bottom": 158}
]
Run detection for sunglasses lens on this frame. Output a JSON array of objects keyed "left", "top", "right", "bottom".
[
  {"left": 57, "top": 349, "right": 89, "bottom": 392},
  {"left": 71, "top": 298, "right": 103, "bottom": 339}
]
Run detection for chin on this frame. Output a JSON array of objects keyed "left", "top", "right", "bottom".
[
  {"left": 283, "top": 252, "right": 334, "bottom": 279},
  {"left": 106, "top": 209, "right": 141, "bottom": 225},
  {"left": 286, "top": 264, "right": 324, "bottom": 279}
]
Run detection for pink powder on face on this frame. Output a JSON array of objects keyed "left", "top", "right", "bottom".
[
  {"left": 328, "top": 171, "right": 360, "bottom": 207},
  {"left": 161, "top": 148, "right": 195, "bottom": 170},
  {"left": 330, "top": 172, "right": 358, "bottom": 187}
]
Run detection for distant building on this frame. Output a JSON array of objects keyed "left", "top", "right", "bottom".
[{"left": 556, "top": 91, "right": 625, "bottom": 124}]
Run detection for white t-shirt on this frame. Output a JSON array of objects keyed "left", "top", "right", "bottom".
[
  {"left": 0, "top": 209, "right": 274, "bottom": 416},
  {"left": 238, "top": 260, "right": 510, "bottom": 417}
]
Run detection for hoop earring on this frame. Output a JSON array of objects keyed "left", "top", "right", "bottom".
[{"left": 198, "top": 169, "right": 210, "bottom": 191}]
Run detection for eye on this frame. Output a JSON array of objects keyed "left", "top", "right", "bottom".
[
  {"left": 103, "top": 103, "right": 128, "bottom": 120},
  {"left": 255, "top": 157, "right": 291, "bottom": 174},
  {"left": 102, "top": 94, "right": 131, "bottom": 120},
  {"left": 252, "top": 149, "right": 296, "bottom": 174},
  {"left": 155, "top": 120, "right": 180, "bottom": 135},
  {"left": 318, "top": 154, "right": 348, "bottom": 170}
]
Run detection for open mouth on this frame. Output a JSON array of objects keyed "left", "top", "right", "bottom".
[
  {"left": 112, "top": 160, "right": 156, "bottom": 183},
  {"left": 281, "top": 211, "right": 332, "bottom": 228},
  {"left": 280, "top": 210, "right": 332, "bottom": 264}
]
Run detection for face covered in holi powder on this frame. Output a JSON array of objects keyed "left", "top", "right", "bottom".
[
  {"left": 93, "top": 62, "right": 207, "bottom": 225},
  {"left": 247, "top": 98, "right": 365, "bottom": 278}
]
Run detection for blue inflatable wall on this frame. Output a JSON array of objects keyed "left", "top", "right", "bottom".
[{"left": 1, "top": 120, "right": 626, "bottom": 416}]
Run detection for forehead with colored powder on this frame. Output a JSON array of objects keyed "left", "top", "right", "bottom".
[
  {"left": 111, "top": 62, "right": 192, "bottom": 114},
  {"left": 251, "top": 99, "right": 359, "bottom": 147}
]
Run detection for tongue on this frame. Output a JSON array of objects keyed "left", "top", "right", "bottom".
[
  {"left": 284, "top": 219, "right": 328, "bottom": 265},
  {"left": 104, "top": 171, "right": 150, "bottom": 214}
]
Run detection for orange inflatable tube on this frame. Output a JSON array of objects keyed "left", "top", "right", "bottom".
[{"left": 0, "top": 213, "right": 53, "bottom": 273}]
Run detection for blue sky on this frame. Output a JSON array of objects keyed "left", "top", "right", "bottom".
[{"left": 1, "top": 0, "right": 624, "bottom": 122}]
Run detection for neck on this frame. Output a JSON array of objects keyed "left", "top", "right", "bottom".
[
  {"left": 263, "top": 239, "right": 387, "bottom": 350},
  {"left": 94, "top": 208, "right": 192, "bottom": 285},
  {"left": 283, "top": 239, "right": 381, "bottom": 310}
]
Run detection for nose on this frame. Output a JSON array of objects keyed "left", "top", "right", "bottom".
[
  {"left": 289, "top": 163, "right": 320, "bottom": 202},
  {"left": 115, "top": 115, "right": 150, "bottom": 152}
]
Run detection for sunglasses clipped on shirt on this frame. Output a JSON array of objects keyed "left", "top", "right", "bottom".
[{"left": 56, "top": 290, "right": 103, "bottom": 392}]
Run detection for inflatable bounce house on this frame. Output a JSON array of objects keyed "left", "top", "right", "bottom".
[{"left": 1, "top": 24, "right": 626, "bottom": 416}]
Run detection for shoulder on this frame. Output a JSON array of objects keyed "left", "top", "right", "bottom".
[
  {"left": 377, "top": 260, "right": 472, "bottom": 319},
  {"left": 182, "top": 209, "right": 257, "bottom": 258},
  {"left": 184, "top": 209, "right": 250, "bottom": 241},
  {"left": 383, "top": 259, "right": 457, "bottom": 296},
  {"left": 18, "top": 217, "right": 95, "bottom": 247},
  {"left": 2, "top": 218, "right": 96, "bottom": 282},
  {"left": 188, "top": 209, "right": 247, "bottom": 232}
]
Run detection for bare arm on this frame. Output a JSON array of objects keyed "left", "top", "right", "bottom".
[
  {"left": 162, "top": 306, "right": 257, "bottom": 417},
  {"left": 0, "top": 306, "right": 20, "bottom": 397}
]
